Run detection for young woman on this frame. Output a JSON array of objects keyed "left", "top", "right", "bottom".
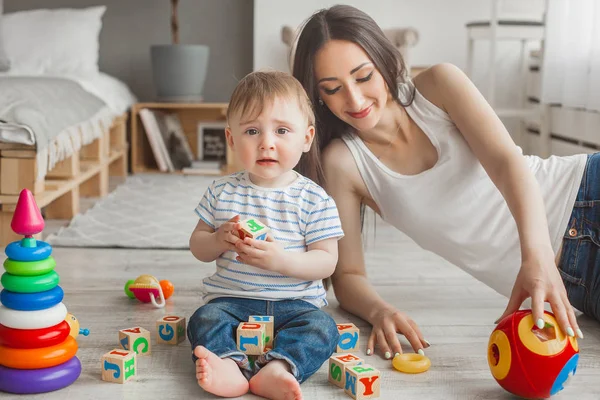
[{"left": 292, "top": 4, "right": 596, "bottom": 360}]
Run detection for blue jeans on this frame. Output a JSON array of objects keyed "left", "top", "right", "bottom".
[
  {"left": 559, "top": 152, "right": 600, "bottom": 321},
  {"left": 187, "top": 297, "right": 339, "bottom": 383}
]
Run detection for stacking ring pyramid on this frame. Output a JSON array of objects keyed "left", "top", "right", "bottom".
[{"left": 0, "top": 189, "right": 82, "bottom": 394}]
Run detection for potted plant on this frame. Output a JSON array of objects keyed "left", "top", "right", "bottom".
[{"left": 150, "top": 0, "right": 210, "bottom": 102}]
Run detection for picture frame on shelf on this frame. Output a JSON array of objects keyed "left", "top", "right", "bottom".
[{"left": 197, "top": 122, "right": 228, "bottom": 163}]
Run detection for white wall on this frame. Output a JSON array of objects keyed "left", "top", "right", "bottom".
[{"left": 254, "top": 0, "right": 545, "bottom": 144}]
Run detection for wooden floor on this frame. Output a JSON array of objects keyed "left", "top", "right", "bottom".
[{"left": 2, "top": 189, "right": 599, "bottom": 399}]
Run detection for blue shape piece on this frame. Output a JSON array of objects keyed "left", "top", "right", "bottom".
[
  {"left": 5, "top": 241, "right": 52, "bottom": 262},
  {"left": 0, "top": 286, "right": 64, "bottom": 311},
  {"left": 551, "top": 353, "right": 579, "bottom": 396}
]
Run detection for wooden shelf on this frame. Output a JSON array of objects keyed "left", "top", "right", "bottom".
[{"left": 131, "top": 102, "right": 238, "bottom": 174}]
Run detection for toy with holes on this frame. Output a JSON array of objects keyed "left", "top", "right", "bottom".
[
  {"left": 249, "top": 315, "right": 274, "bottom": 350},
  {"left": 238, "top": 218, "right": 270, "bottom": 241},
  {"left": 156, "top": 315, "right": 186, "bottom": 345},
  {"left": 344, "top": 364, "right": 381, "bottom": 399},
  {"left": 488, "top": 310, "right": 579, "bottom": 399},
  {"left": 0, "top": 189, "right": 89, "bottom": 394},
  {"left": 336, "top": 323, "right": 360, "bottom": 352},
  {"left": 101, "top": 349, "right": 136, "bottom": 383},
  {"left": 124, "top": 274, "right": 174, "bottom": 308},
  {"left": 328, "top": 353, "right": 363, "bottom": 389},
  {"left": 119, "top": 326, "right": 151, "bottom": 355},
  {"left": 236, "top": 322, "right": 266, "bottom": 355}
]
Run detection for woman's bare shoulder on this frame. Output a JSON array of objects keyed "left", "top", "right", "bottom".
[
  {"left": 322, "top": 138, "right": 363, "bottom": 192},
  {"left": 412, "top": 63, "right": 463, "bottom": 112}
]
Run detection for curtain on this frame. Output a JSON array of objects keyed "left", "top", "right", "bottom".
[{"left": 541, "top": 0, "right": 600, "bottom": 111}]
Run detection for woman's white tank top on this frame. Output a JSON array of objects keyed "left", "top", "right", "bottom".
[{"left": 341, "top": 81, "right": 587, "bottom": 298}]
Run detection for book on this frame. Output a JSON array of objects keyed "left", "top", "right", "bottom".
[
  {"left": 138, "top": 109, "right": 174, "bottom": 172},
  {"left": 181, "top": 160, "right": 223, "bottom": 176},
  {"left": 163, "top": 113, "right": 194, "bottom": 169}
]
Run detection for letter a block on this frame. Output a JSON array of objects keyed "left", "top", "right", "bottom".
[
  {"left": 336, "top": 323, "right": 360, "bottom": 352},
  {"left": 236, "top": 322, "right": 266, "bottom": 355},
  {"left": 156, "top": 315, "right": 186, "bottom": 345},
  {"left": 101, "top": 349, "right": 136, "bottom": 383},
  {"left": 328, "top": 353, "right": 363, "bottom": 388},
  {"left": 344, "top": 364, "right": 381, "bottom": 399},
  {"left": 249, "top": 315, "right": 274, "bottom": 350},
  {"left": 119, "top": 327, "right": 151, "bottom": 355},
  {"left": 238, "top": 218, "right": 270, "bottom": 240}
]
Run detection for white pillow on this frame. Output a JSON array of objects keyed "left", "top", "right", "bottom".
[
  {"left": 1, "top": 6, "right": 106, "bottom": 76},
  {"left": 0, "top": 0, "right": 10, "bottom": 72}
]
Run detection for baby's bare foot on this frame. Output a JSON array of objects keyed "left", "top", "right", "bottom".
[
  {"left": 249, "top": 359, "right": 302, "bottom": 400},
  {"left": 194, "top": 346, "right": 249, "bottom": 397}
]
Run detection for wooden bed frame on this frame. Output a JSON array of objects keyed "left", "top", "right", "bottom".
[{"left": 0, "top": 113, "right": 129, "bottom": 246}]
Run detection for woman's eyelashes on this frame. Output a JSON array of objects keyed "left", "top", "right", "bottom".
[{"left": 321, "top": 71, "right": 374, "bottom": 96}]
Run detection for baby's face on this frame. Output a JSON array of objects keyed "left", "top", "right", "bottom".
[{"left": 226, "top": 96, "right": 314, "bottom": 187}]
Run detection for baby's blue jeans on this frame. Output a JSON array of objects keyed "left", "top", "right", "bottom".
[
  {"left": 559, "top": 152, "right": 600, "bottom": 321},
  {"left": 187, "top": 297, "right": 339, "bottom": 383}
]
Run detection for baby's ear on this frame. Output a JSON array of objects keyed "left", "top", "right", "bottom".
[
  {"left": 303, "top": 125, "right": 316, "bottom": 152},
  {"left": 225, "top": 127, "right": 235, "bottom": 150}
]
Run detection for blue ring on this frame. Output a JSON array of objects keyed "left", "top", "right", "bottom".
[
  {"left": 5, "top": 241, "right": 52, "bottom": 262},
  {"left": 0, "top": 286, "right": 64, "bottom": 311}
]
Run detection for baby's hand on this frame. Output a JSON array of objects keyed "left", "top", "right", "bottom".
[
  {"left": 215, "top": 215, "right": 242, "bottom": 252},
  {"left": 235, "top": 235, "right": 287, "bottom": 273}
]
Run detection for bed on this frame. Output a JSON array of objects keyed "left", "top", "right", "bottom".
[{"left": 0, "top": 4, "right": 137, "bottom": 245}]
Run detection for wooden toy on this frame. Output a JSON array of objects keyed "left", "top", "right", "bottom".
[
  {"left": 118, "top": 327, "right": 151, "bottom": 355},
  {"left": 328, "top": 353, "right": 363, "bottom": 388},
  {"left": 238, "top": 218, "right": 270, "bottom": 240},
  {"left": 101, "top": 349, "right": 136, "bottom": 383},
  {"left": 249, "top": 315, "right": 274, "bottom": 350},
  {"left": 156, "top": 315, "right": 186, "bottom": 345},
  {"left": 488, "top": 310, "right": 579, "bottom": 399},
  {"left": 336, "top": 323, "right": 360, "bottom": 352},
  {"left": 344, "top": 364, "right": 381, "bottom": 399},
  {"left": 236, "top": 322, "right": 266, "bottom": 355}
]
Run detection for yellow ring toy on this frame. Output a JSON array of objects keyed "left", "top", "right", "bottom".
[
  {"left": 392, "top": 353, "right": 431, "bottom": 374},
  {"left": 0, "top": 335, "right": 78, "bottom": 369}
]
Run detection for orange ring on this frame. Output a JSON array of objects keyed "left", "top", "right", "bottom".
[
  {"left": 0, "top": 335, "right": 77, "bottom": 369},
  {"left": 392, "top": 353, "right": 431, "bottom": 374}
]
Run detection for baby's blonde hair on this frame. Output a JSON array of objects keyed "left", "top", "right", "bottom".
[{"left": 227, "top": 70, "right": 315, "bottom": 126}]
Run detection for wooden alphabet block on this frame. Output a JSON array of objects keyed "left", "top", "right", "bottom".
[
  {"left": 238, "top": 218, "right": 270, "bottom": 240},
  {"left": 101, "top": 349, "right": 136, "bottom": 383},
  {"left": 156, "top": 315, "right": 186, "bottom": 345},
  {"left": 336, "top": 323, "right": 360, "bottom": 352},
  {"left": 119, "top": 327, "right": 151, "bottom": 355},
  {"left": 344, "top": 364, "right": 381, "bottom": 399},
  {"left": 249, "top": 315, "right": 274, "bottom": 350},
  {"left": 328, "top": 353, "right": 363, "bottom": 388},
  {"left": 236, "top": 322, "right": 266, "bottom": 355}
]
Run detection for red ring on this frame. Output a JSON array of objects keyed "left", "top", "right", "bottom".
[{"left": 0, "top": 321, "right": 70, "bottom": 349}]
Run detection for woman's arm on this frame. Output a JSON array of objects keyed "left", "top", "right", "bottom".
[
  {"left": 323, "top": 139, "right": 428, "bottom": 357},
  {"left": 415, "top": 64, "right": 579, "bottom": 337}
]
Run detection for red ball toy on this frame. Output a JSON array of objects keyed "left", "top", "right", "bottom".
[{"left": 488, "top": 310, "right": 579, "bottom": 399}]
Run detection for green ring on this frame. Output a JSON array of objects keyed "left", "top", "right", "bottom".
[
  {"left": 1, "top": 271, "right": 60, "bottom": 293},
  {"left": 124, "top": 279, "right": 136, "bottom": 299},
  {"left": 3, "top": 256, "right": 56, "bottom": 276}
]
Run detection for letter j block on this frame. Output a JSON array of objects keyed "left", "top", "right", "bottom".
[
  {"left": 328, "top": 353, "right": 363, "bottom": 388},
  {"left": 236, "top": 322, "right": 266, "bottom": 355},
  {"left": 336, "top": 323, "right": 360, "bottom": 352},
  {"left": 119, "top": 326, "right": 151, "bottom": 355},
  {"left": 344, "top": 364, "right": 381, "bottom": 399},
  {"left": 156, "top": 315, "right": 187, "bottom": 345},
  {"left": 101, "top": 349, "right": 136, "bottom": 383}
]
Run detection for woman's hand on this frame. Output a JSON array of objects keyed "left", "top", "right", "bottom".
[
  {"left": 234, "top": 235, "right": 288, "bottom": 273},
  {"left": 214, "top": 215, "right": 242, "bottom": 252},
  {"left": 496, "top": 252, "right": 583, "bottom": 339},
  {"left": 367, "top": 305, "right": 430, "bottom": 359}
]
